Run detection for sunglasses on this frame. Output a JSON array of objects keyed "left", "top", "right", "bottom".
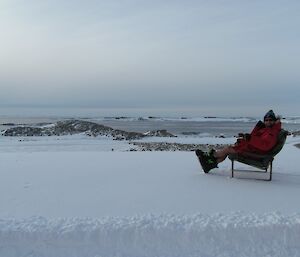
[{"left": 264, "top": 118, "right": 274, "bottom": 122}]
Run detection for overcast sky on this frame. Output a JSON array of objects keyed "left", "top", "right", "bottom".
[{"left": 0, "top": 0, "right": 299, "bottom": 116}]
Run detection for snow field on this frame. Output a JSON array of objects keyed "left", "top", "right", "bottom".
[
  {"left": 0, "top": 135, "right": 300, "bottom": 256},
  {"left": 1, "top": 213, "right": 300, "bottom": 257}
]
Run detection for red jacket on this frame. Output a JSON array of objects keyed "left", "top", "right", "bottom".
[{"left": 233, "top": 121, "right": 281, "bottom": 154}]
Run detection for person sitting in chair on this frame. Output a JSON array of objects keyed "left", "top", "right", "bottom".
[{"left": 196, "top": 110, "right": 282, "bottom": 173}]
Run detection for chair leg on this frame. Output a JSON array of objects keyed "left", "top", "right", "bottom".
[
  {"left": 269, "top": 161, "right": 273, "bottom": 181},
  {"left": 231, "top": 160, "right": 234, "bottom": 178}
]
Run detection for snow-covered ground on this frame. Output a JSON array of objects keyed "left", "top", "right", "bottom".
[{"left": 0, "top": 135, "right": 300, "bottom": 257}]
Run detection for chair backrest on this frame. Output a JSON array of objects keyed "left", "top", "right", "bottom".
[{"left": 269, "top": 129, "right": 288, "bottom": 156}]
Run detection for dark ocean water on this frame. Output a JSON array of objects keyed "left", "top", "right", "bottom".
[
  {"left": 1, "top": 115, "right": 299, "bottom": 137},
  {"left": 95, "top": 118, "right": 300, "bottom": 137},
  {"left": 96, "top": 119, "right": 256, "bottom": 137}
]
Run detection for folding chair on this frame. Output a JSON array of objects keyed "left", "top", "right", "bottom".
[{"left": 228, "top": 129, "right": 288, "bottom": 181}]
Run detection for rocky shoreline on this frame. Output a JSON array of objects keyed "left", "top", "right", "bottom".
[{"left": 129, "top": 142, "right": 229, "bottom": 152}]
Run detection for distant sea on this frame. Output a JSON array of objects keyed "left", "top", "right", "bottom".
[{"left": 0, "top": 107, "right": 299, "bottom": 137}]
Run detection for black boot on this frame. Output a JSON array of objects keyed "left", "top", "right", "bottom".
[
  {"left": 195, "top": 149, "right": 202, "bottom": 157},
  {"left": 195, "top": 149, "right": 217, "bottom": 173},
  {"left": 206, "top": 149, "right": 218, "bottom": 169}
]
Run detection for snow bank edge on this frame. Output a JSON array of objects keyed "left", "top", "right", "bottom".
[{"left": 1, "top": 213, "right": 300, "bottom": 257}]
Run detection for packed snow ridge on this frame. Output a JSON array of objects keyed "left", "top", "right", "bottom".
[
  {"left": 1, "top": 213, "right": 300, "bottom": 257},
  {"left": 2, "top": 119, "right": 176, "bottom": 140}
]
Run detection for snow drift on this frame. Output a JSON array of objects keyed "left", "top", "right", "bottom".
[{"left": 1, "top": 213, "right": 300, "bottom": 257}]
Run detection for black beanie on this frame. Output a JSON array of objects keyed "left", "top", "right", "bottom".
[{"left": 264, "top": 110, "right": 276, "bottom": 121}]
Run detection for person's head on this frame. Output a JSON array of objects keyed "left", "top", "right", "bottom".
[{"left": 264, "top": 110, "right": 276, "bottom": 127}]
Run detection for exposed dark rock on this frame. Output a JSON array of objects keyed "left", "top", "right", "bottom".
[
  {"left": 4, "top": 127, "right": 43, "bottom": 136},
  {"left": 292, "top": 131, "right": 300, "bottom": 137},
  {"left": 129, "top": 142, "right": 228, "bottom": 152},
  {"left": 3, "top": 119, "right": 176, "bottom": 140},
  {"left": 181, "top": 132, "right": 200, "bottom": 136},
  {"left": 2, "top": 123, "right": 16, "bottom": 126},
  {"left": 114, "top": 117, "right": 128, "bottom": 120}
]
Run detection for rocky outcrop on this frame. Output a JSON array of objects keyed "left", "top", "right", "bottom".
[
  {"left": 1, "top": 123, "right": 16, "bottom": 126},
  {"left": 292, "top": 131, "right": 300, "bottom": 137},
  {"left": 3, "top": 120, "right": 176, "bottom": 140},
  {"left": 129, "top": 142, "right": 228, "bottom": 152},
  {"left": 4, "top": 127, "right": 44, "bottom": 136}
]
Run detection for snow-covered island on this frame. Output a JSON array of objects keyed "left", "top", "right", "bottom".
[
  {"left": 2, "top": 119, "right": 176, "bottom": 139},
  {"left": 1, "top": 119, "right": 300, "bottom": 257}
]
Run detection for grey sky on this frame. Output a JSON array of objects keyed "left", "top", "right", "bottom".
[{"left": 1, "top": 0, "right": 299, "bottom": 116}]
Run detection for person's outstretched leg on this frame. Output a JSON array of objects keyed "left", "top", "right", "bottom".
[
  {"left": 213, "top": 147, "right": 236, "bottom": 163},
  {"left": 195, "top": 146, "right": 237, "bottom": 173}
]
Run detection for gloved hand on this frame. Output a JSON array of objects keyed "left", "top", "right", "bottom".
[
  {"left": 244, "top": 133, "right": 251, "bottom": 141},
  {"left": 238, "top": 133, "right": 244, "bottom": 138},
  {"left": 237, "top": 133, "right": 251, "bottom": 141}
]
